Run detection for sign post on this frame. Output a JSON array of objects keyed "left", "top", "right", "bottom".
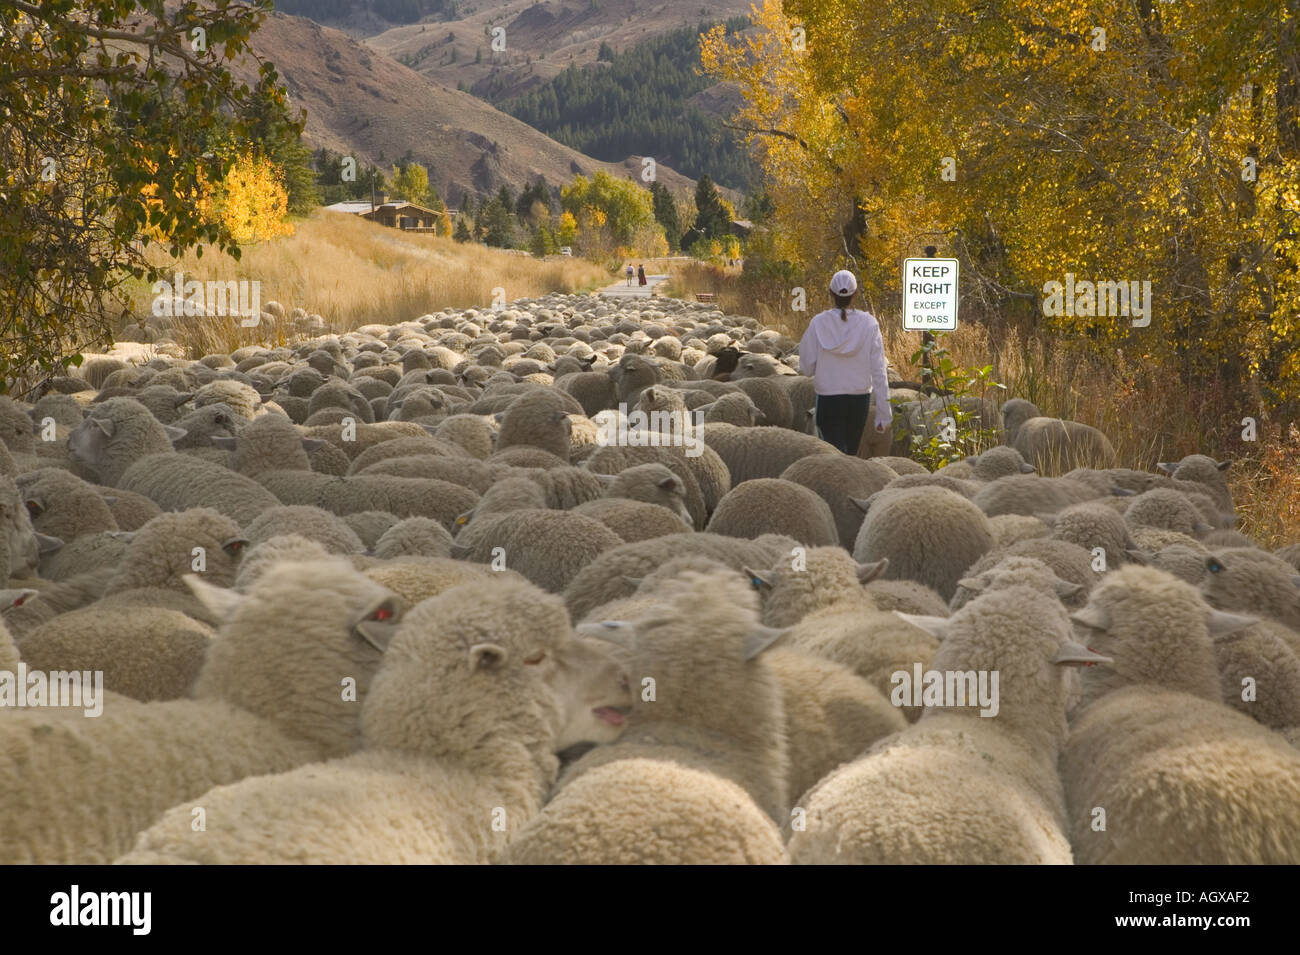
[{"left": 904, "top": 250, "right": 959, "bottom": 387}]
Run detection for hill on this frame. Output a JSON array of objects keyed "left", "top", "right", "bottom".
[{"left": 238, "top": 11, "right": 710, "bottom": 205}]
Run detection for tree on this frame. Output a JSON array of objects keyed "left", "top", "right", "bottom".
[
  {"left": 556, "top": 211, "right": 579, "bottom": 248},
  {"left": 198, "top": 151, "right": 294, "bottom": 244},
  {"left": 561, "top": 171, "right": 657, "bottom": 247},
  {"left": 480, "top": 192, "right": 515, "bottom": 247},
  {"left": 702, "top": 0, "right": 1300, "bottom": 417},
  {"left": 650, "top": 182, "right": 683, "bottom": 251},
  {"left": 453, "top": 217, "right": 472, "bottom": 243},
  {"left": 530, "top": 224, "right": 558, "bottom": 256},
  {"left": 0, "top": 0, "right": 296, "bottom": 389},
  {"left": 687, "top": 174, "right": 732, "bottom": 250},
  {"left": 390, "top": 162, "right": 439, "bottom": 208},
  {"left": 597, "top": 40, "right": 615, "bottom": 61}
]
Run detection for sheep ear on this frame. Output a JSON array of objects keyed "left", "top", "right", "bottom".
[
  {"left": 1156, "top": 462, "right": 1175, "bottom": 475},
  {"left": 174, "top": 392, "right": 195, "bottom": 407},
  {"left": 183, "top": 574, "right": 246, "bottom": 621},
  {"left": 1206, "top": 609, "right": 1258, "bottom": 639},
  {"left": 742, "top": 566, "right": 773, "bottom": 590},
  {"left": 1052, "top": 642, "right": 1113, "bottom": 667},
  {"left": 593, "top": 473, "right": 617, "bottom": 487},
  {"left": 849, "top": 497, "right": 872, "bottom": 514},
  {"left": 449, "top": 541, "right": 472, "bottom": 559},
  {"left": 301, "top": 438, "right": 326, "bottom": 452},
  {"left": 575, "top": 620, "right": 637, "bottom": 648},
  {"left": 955, "top": 576, "right": 987, "bottom": 594},
  {"left": 469, "top": 642, "right": 509, "bottom": 671},
  {"left": 1034, "top": 512, "right": 1057, "bottom": 527},
  {"left": 354, "top": 611, "right": 401, "bottom": 653},
  {"left": 1126, "top": 549, "right": 1150, "bottom": 565},
  {"left": 420, "top": 423, "right": 440, "bottom": 436},
  {"left": 0, "top": 587, "right": 40, "bottom": 611},
  {"left": 1109, "top": 486, "right": 1137, "bottom": 497},
  {"left": 1053, "top": 578, "right": 1084, "bottom": 599},
  {"left": 1020, "top": 463, "right": 1036, "bottom": 473},
  {"left": 1216, "top": 459, "right": 1232, "bottom": 471},
  {"left": 221, "top": 537, "right": 249, "bottom": 558},
  {"left": 1070, "top": 605, "right": 1110, "bottom": 631},
  {"left": 210, "top": 436, "right": 237, "bottom": 451},
  {"left": 621, "top": 576, "right": 644, "bottom": 589},
  {"left": 656, "top": 475, "right": 680, "bottom": 491},
  {"left": 743, "top": 624, "right": 787, "bottom": 660},
  {"left": 164, "top": 425, "right": 188, "bottom": 443},
  {"left": 895, "top": 612, "right": 949, "bottom": 640},
  {"left": 92, "top": 417, "right": 115, "bottom": 438},
  {"left": 35, "top": 532, "right": 63, "bottom": 554},
  {"left": 856, "top": 558, "right": 888, "bottom": 584}
]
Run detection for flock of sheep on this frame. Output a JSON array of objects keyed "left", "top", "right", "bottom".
[{"left": 2, "top": 290, "right": 1299, "bottom": 864}]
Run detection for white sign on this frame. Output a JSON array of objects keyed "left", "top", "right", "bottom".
[{"left": 902, "top": 257, "right": 959, "bottom": 330}]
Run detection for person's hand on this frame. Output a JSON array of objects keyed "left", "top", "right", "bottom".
[{"left": 875, "top": 422, "right": 887, "bottom": 433}]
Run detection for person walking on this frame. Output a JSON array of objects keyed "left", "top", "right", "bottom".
[
  {"left": 797, "top": 270, "right": 892, "bottom": 454},
  {"left": 625, "top": 263, "right": 634, "bottom": 286},
  {"left": 637, "top": 264, "right": 647, "bottom": 286}
]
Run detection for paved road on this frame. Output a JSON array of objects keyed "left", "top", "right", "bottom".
[{"left": 599, "top": 274, "right": 670, "bottom": 299}]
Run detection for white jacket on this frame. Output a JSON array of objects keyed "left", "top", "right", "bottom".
[{"left": 798, "top": 308, "right": 893, "bottom": 426}]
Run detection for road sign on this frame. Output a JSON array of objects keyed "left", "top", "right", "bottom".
[{"left": 902, "top": 257, "right": 959, "bottom": 330}]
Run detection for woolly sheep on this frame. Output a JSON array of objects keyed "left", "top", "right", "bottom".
[
  {"left": 1041, "top": 500, "right": 1139, "bottom": 568},
  {"left": 233, "top": 534, "right": 333, "bottom": 591},
  {"left": 1123, "top": 487, "right": 1212, "bottom": 537},
  {"left": 862, "top": 578, "right": 950, "bottom": 616},
  {"left": 371, "top": 516, "right": 454, "bottom": 559},
  {"left": 168, "top": 402, "right": 241, "bottom": 450},
  {"left": 701, "top": 423, "right": 838, "bottom": 486},
  {"left": 342, "top": 510, "right": 399, "bottom": 548},
  {"left": 1147, "top": 541, "right": 1210, "bottom": 584},
  {"left": 583, "top": 445, "right": 707, "bottom": 527},
  {"left": 1064, "top": 566, "right": 1300, "bottom": 863},
  {"left": 242, "top": 504, "right": 365, "bottom": 555},
  {"left": 1212, "top": 621, "right": 1300, "bottom": 729},
  {"left": 119, "top": 578, "right": 632, "bottom": 864},
  {"left": 949, "top": 554, "right": 1085, "bottom": 612},
  {"left": 571, "top": 497, "right": 692, "bottom": 543},
  {"left": 215, "top": 412, "right": 325, "bottom": 477},
  {"left": 0, "top": 557, "right": 403, "bottom": 863},
  {"left": 452, "top": 509, "right": 623, "bottom": 593},
  {"left": 107, "top": 508, "right": 247, "bottom": 595},
  {"left": 963, "top": 538, "right": 1097, "bottom": 603},
  {"left": 1274, "top": 542, "right": 1300, "bottom": 572},
  {"left": 99, "top": 486, "right": 161, "bottom": 530},
  {"left": 593, "top": 462, "right": 691, "bottom": 525},
  {"left": 788, "top": 585, "right": 1104, "bottom": 863},
  {"left": 564, "top": 532, "right": 800, "bottom": 622},
  {"left": 16, "top": 468, "right": 119, "bottom": 541},
  {"left": 699, "top": 391, "right": 764, "bottom": 426},
  {"left": 966, "top": 445, "right": 1037, "bottom": 480},
  {"left": 1000, "top": 397, "right": 1117, "bottom": 473},
  {"left": 870, "top": 455, "right": 928, "bottom": 475},
  {"left": 852, "top": 486, "right": 993, "bottom": 601},
  {"left": 780, "top": 455, "right": 896, "bottom": 549},
  {"left": 345, "top": 434, "right": 472, "bottom": 476},
  {"left": 65, "top": 397, "right": 181, "bottom": 486},
  {"left": 707, "top": 479, "right": 839, "bottom": 547},
  {"left": 16, "top": 607, "right": 212, "bottom": 702},
  {"left": 1157, "top": 453, "right": 1234, "bottom": 515},
  {"left": 495, "top": 389, "right": 577, "bottom": 461},
  {"left": 987, "top": 513, "right": 1051, "bottom": 548},
  {"left": 1200, "top": 548, "right": 1300, "bottom": 631},
  {"left": 434, "top": 413, "right": 499, "bottom": 459},
  {"left": 971, "top": 474, "right": 1101, "bottom": 517}
]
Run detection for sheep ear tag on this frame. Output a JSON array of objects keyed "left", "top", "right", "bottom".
[
  {"left": 164, "top": 425, "right": 188, "bottom": 443},
  {"left": 469, "top": 643, "right": 509, "bottom": 671},
  {"left": 743, "top": 624, "right": 787, "bottom": 661},
  {"left": 1206, "top": 609, "right": 1259, "bottom": 640},
  {"left": 1052, "top": 642, "right": 1113, "bottom": 667},
  {"left": 894, "top": 613, "right": 949, "bottom": 640},
  {"left": 182, "top": 574, "right": 246, "bottom": 622},
  {"left": 742, "top": 566, "right": 773, "bottom": 591},
  {"left": 0, "top": 588, "right": 39, "bottom": 610}
]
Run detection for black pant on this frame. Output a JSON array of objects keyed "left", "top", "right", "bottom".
[{"left": 815, "top": 393, "right": 871, "bottom": 454}]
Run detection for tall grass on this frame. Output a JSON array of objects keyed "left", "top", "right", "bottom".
[
  {"left": 121, "top": 210, "right": 610, "bottom": 356},
  {"left": 667, "top": 264, "right": 1300, "bottom": 546}
]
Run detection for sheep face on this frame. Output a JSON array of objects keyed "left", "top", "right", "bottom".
[
  {"left": 552, "top": 637, "right": 634, "bottom": 750},
  {"left": 66, "top": 414, "right": 113, "bottom": 472}
]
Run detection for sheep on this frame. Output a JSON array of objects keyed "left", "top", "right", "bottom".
[
  {"left": 499, "top": 570, "right": 792, "bottom": 863},
  {"left": 788, "top": 585, "right": 1106, "bottom": 864},
  {"left": 571, "top": 497, "right": 691, "bottom": 543},
  {"left": 607, "top": 353, "right": 662, "bottom": 405},
  {"left": 342, "top": 510, "right": 399, "bottom": 548},
  {"left": 371, "top": 516, "right": 454, "bottom": 559},
  {"left": 699, "top": 391, "right": 764, "bottom": 426},
  {"left": 361, "top": 557, "right": 518, "bottom": 606},
  {"left": 700, "top": 423, "right": 838, "bottom": 486},
  {"left": 168, "top": 402, "right": 241, "bottom": 450},
  {"left": 971, "top": 474, "right": 1101, "bottom": 517},
  {"left": 16, "top": 468, "right": 119, "bottom": 541},
  {"left": 193, "top": 379, "right": 263, "bottom": 420},
  {"left": 434, "top": 413, "right": 499, "bottom": 458},
  {"left": 106, "top": 508, "right": 247, "bottom": 596},
  {"left": 582, "top": 446, "right": 707, "bottom": 527},
  {"left": 233, "top": 534, "right": 333, "bottom": 591},
  {"left": 965, "top": 445, "right": 1037, "bottom": 480},
  {"left": 949, "top": 554, "right": 1085, "bottom": 612},
  {"left": 529, "top": 465, "right": 608, "bottom": 510},
  {"left": 862, "top": 578, "right": 950, "bottom": 616},
  {"left": 0, "top": 557, "right": 403, "bottom": 863},
  {"left": 98, "top": 486, "right": 161, "bottom": 530},
  {"left": 256, "top": 468, "right": 479, "bottom": 530},
  {"left": 963, "top": 538, "right": 1097, "bottom": 602},
  {"left": 118, "top": 578, "right": 632, "bottom": 864},
  {"left": 452, "top": 509, "right": 623, "bottom": 593},
  {"left": 1274, "top": 542, "right": 1300, "bottom": 572},
  {"left": 591, "top": 462, "right": 691, "bottom": 525},
  {"left": 987, "top": 513, "right": 1051, "bottom": 548},
  {"left": 1063, "top": 565, "right": 1300, "bottom": 863},
  {"left": 852, "top": 486, "right": 993, "bottom": 601},
  {"left": 1199, "top": 548, "right": 1300, "bottom": 630},
  {"left": 1123, "top": 487, "right": 1212, "bottom": 538},
  {"left": 495, "top": 389, "right": 578, "bottom": 461},
  {"left": 1157, "top": 453, "right": 1235, "bottom": 515},
  {"left": 214, "top": 412, "right": 325, "bottom": 477},
  {"left": 733, "top": 377, "right": 794, "bottom": 429},
  {"left": 15, "top": 607, "right": 212, "bottom": 702},
  {"left": 780, "top": 455, "right": 896, "bottom": 549},
  {"left": 706, "top": 479, "right": 840, "bottom": 547},
  {"left": 65, "top": 397, "right": 181, "bottom": 487},
  {"left": 1040, "top": 500, "right": 1139, "bottom": 569},
  {"left": 1212, "top": 621, "right": 1300, "bottom": 729},
  {"left": 243, "top": 505, "right": 365, "bottom": 555},
  {"left": 1147, "top": 541, "right": 1210, "bottom": 584},
  {"left": 345, "top": 434, "right": 472, "bottom": 476},
  {"left": 1000, "top": 397, "right": 1117, "bottom": 472}
]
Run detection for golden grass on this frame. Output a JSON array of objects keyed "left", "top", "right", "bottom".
[
  {"left": 666, "top": 264, "right": 1300, "bottom": 546},
  {"left": 122, "top": 210, "right": 610, "bottom": 356}
]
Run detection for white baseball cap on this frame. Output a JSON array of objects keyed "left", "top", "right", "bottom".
[{"left": 830, "top": 270, "right": 858, "bottom": 296}]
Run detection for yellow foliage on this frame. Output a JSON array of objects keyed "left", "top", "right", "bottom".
[{"left": 198, "top": 151, "right": 293, "bottom": 244}]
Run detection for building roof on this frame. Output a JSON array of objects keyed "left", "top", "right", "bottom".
[
  {"left": 324, "top": 200, "right": 445, "bottom": 217},
  {"left": 324, "top": 201, "right": 375, "bottom": 214}
]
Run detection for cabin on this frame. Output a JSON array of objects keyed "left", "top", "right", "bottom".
[{"left": 324, "top": 195, "right": 446, "bottom": 233}]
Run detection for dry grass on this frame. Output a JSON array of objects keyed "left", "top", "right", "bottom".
[
  {"left": 121, "top": 210, "right": 610, "bottom": 356},
  {"left": 667, "top": 263, "right": 1300, "bottom": 546}
]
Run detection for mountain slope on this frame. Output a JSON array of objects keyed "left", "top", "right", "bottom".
[{"left": 240, "top": 12, "right": 706, "bottom": 205}]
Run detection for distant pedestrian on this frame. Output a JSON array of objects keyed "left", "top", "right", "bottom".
[
  {"left": 637, "top": 264, "right": 647, "bottom": 286},
  {"left": 798, "top": 270, "right": 892, "bottom": 455},
  {"left": 626, "top": 264, "right": 634, "bottom": 286}
]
